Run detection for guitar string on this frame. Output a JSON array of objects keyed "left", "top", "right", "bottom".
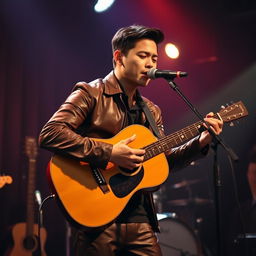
[
  {"left": 143, "top": 108, "right": 234, "bottom": 154},
  {"left": 142, "top": 107, "right": 239, "bottom": 160},
  {"left": 145, "top": 122, "right": 201, "bottom": 151},
  {"left": 144, "top": 120, "right": 202, "bottom": 150},
  {"left": 143, "top": 124, "right": 201, "bottom": 160},
  {"left": 142, "top": 111, "right": 228, "bottom": 160}
]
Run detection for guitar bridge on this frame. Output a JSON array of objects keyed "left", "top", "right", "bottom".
[{"left": 91, "top": 167, "right": 110, "bottom": 194}]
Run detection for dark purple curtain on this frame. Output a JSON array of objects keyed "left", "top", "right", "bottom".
[{"left": 1, "top": 0, "right": 256, "bottom": 255}]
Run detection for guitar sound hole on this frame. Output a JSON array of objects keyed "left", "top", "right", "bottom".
[
  {"left": 109, "top": 167, "right": 144, "bottom": 198},
  {"left": 23, "top": 235, "right": 37, "bottom": 250}
]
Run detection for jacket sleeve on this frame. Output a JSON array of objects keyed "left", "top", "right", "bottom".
[
  {"left": 38, "top": 83, "right": 113, "bottom": 169},
  {"left": 148, "top": 100, "right": 209, "bottom": 171}
]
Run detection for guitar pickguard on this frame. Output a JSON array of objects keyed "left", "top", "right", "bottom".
[{"left": 109, "top": 167, "right": 144, "bottom": 198}]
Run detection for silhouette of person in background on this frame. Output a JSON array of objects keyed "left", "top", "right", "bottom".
[
  {"left": 247, "top": 145, "right": 256, "bottom": 217},
  {"left": 227, "top": 144, "right": 256, "bottom": 255}
]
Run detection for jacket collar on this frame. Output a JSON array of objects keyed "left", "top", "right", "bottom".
[
  {"left": 103, "top": 71, "right": 145, "bottom": 108},
  {"left": 103, "top": 71, "right": 124, "bottom": 96}
]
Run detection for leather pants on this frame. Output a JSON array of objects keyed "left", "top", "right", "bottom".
[{"left": 74, "top": 223, "right": 162, "bottom": 256}]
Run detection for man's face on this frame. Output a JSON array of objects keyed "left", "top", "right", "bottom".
[{"left": 120, "top": 39, "right": 158, "bottom": 87}]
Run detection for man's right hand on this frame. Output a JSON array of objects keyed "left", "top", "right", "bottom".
[{"left": 109, "top": 134, "right": 145, "bottom": 170}]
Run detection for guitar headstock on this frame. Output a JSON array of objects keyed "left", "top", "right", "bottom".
[
  {"left": 218, "top": 101, "right": 248, "bottom": 123},
  {"left": 0, "top": 175, "right": 13, "bottom": 189},
  {"left": 25, "top": 136, "right": 38, "bottom": 160}
]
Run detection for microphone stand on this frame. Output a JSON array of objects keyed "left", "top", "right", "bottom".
[{"left": 167, "top": 79, "right": 239, "bottom": 256}]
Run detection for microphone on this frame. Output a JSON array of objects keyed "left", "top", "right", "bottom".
[
  {"left": 35, "top": 190, "right": 42, "bottom": 205},
  {"left": 147, "top": 68, "right": 188, "bottom": 80}
]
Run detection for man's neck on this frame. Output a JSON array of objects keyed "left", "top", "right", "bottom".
[{"left": 114, "top": 71, "right": 137, "bottom": 107}]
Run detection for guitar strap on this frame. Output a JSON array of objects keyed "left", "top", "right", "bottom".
[
  {"left": 136, "top": 93, "right": 162, "bottom": 232},
  {"left": 137, "top": 93, "right": 161, "bottom": 139}
]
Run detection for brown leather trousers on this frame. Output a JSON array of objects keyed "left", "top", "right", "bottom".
[{"left": 73, "top": 223, "right": 162, "bottom": 256}]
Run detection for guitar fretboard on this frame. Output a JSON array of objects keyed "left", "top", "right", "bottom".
[
  {"left": 143, "top": 120, "right": 204, "bottom": 161},
  {"left": 26, "top": 159, "right": 36, "bottom": 237},
  {"left": 24, "top": 136, "right": 38, "bottom": 238}
]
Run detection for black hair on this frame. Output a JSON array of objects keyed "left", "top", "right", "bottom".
[{"left": 112, "top": 24, "right": 164, "bottom": 56}]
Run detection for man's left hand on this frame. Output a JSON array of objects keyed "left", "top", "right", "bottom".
[{"left": 199, "top": 112, "right": 223, "bottom": 148}]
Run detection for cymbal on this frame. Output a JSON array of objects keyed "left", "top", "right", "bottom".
[
  {"left": 167, "top": 197, "right": 213, "bottom": 206},
  {"left": 172, "top": 179, "right": 201, "bottom": 189}
]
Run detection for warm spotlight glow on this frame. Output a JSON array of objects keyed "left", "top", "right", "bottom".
[
  {"left": 94, "top": 0, "right": 115, "bottom": 13},
  {"left": 165, "top": 43, "right": 179, "bottom": 59}
]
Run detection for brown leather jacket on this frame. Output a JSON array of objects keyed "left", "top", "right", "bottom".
[{"left": 39, "top": 71, "right": 207, "bottom": 231}]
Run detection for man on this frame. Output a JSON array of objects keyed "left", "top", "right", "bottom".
[{"left": 39, "top": 25, "right": 223, "bottom": 256}]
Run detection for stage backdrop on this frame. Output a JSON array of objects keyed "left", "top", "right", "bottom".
[{"left": 0, "top": 0, "right": 255, "bottom": 255}]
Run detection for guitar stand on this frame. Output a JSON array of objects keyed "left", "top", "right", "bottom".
[
  {"left": 37, "top": 193, "right": 72, "bottom": 256},
  {"left": 37, "top": 193, "right": 55, "bottom": 256}
]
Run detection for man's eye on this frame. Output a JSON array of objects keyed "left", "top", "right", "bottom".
[{"left": 138, "top": 54, "right": 146, "bottom": 58}]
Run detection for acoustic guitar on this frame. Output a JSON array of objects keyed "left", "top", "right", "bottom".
[
  {"left": 48, "top": 101, "right": 248, "bottom": 228},
  {"left": 9, "top": 137, "right": 47, "bottom": 256}
]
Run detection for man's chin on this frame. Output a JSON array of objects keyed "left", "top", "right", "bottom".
[{"left": 139, "top": 78, "right": 150, "bottom": 87}]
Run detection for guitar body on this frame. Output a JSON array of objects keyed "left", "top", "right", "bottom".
[
  {"left": 48, "top": 124, "right": 169, "bottom": 228},
  {"left": 9, "top": 223, "right": 47, "bottom": 256}
]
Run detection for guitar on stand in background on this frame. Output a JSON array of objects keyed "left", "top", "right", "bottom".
[{"left": 8, "top": 136, "right": 47, "bottom": 256}]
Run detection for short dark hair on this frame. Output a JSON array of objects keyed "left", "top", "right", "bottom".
[{"left": 112, "top": 24, "right": 164, "bottom": 56}]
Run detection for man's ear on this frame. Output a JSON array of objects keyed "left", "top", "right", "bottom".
[{"left": 113, "top": 50, "right": 124, "bottom": 66}]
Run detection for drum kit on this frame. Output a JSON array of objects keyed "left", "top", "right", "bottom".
[{"left": 154, "top": 178, "right": 213, "bottom": 256}]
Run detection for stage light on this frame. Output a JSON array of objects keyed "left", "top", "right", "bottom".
[
  {"left": 94, "top": 0, "right": 115, "bottom": 13},
  {"left": 165, "top": 43, "right": 179, "bottom": 59}
]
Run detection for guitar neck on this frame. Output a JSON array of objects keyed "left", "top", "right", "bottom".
[
  {"left": 144, "top": 120, "right": 203, "bottom": 161},
  {"left": 26, "top": 158, "right": 36, "bottom": 236},
  {"left": 143, "top": 101, "right": 249, "bottom": 161},
  {"left": 24, "top": 136, "right": 38, "bottom": 237}
]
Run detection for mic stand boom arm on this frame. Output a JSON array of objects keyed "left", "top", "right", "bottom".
[
  {"left": 167, "top": 79, "right": 239, "bottom": 256},
  {"left": 167, "top": 80, "right": 238, "bottom": 161}
]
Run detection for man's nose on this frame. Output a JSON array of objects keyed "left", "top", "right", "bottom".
[{"left": 145, "top": 59, "right": 155, "bottom": 68}]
